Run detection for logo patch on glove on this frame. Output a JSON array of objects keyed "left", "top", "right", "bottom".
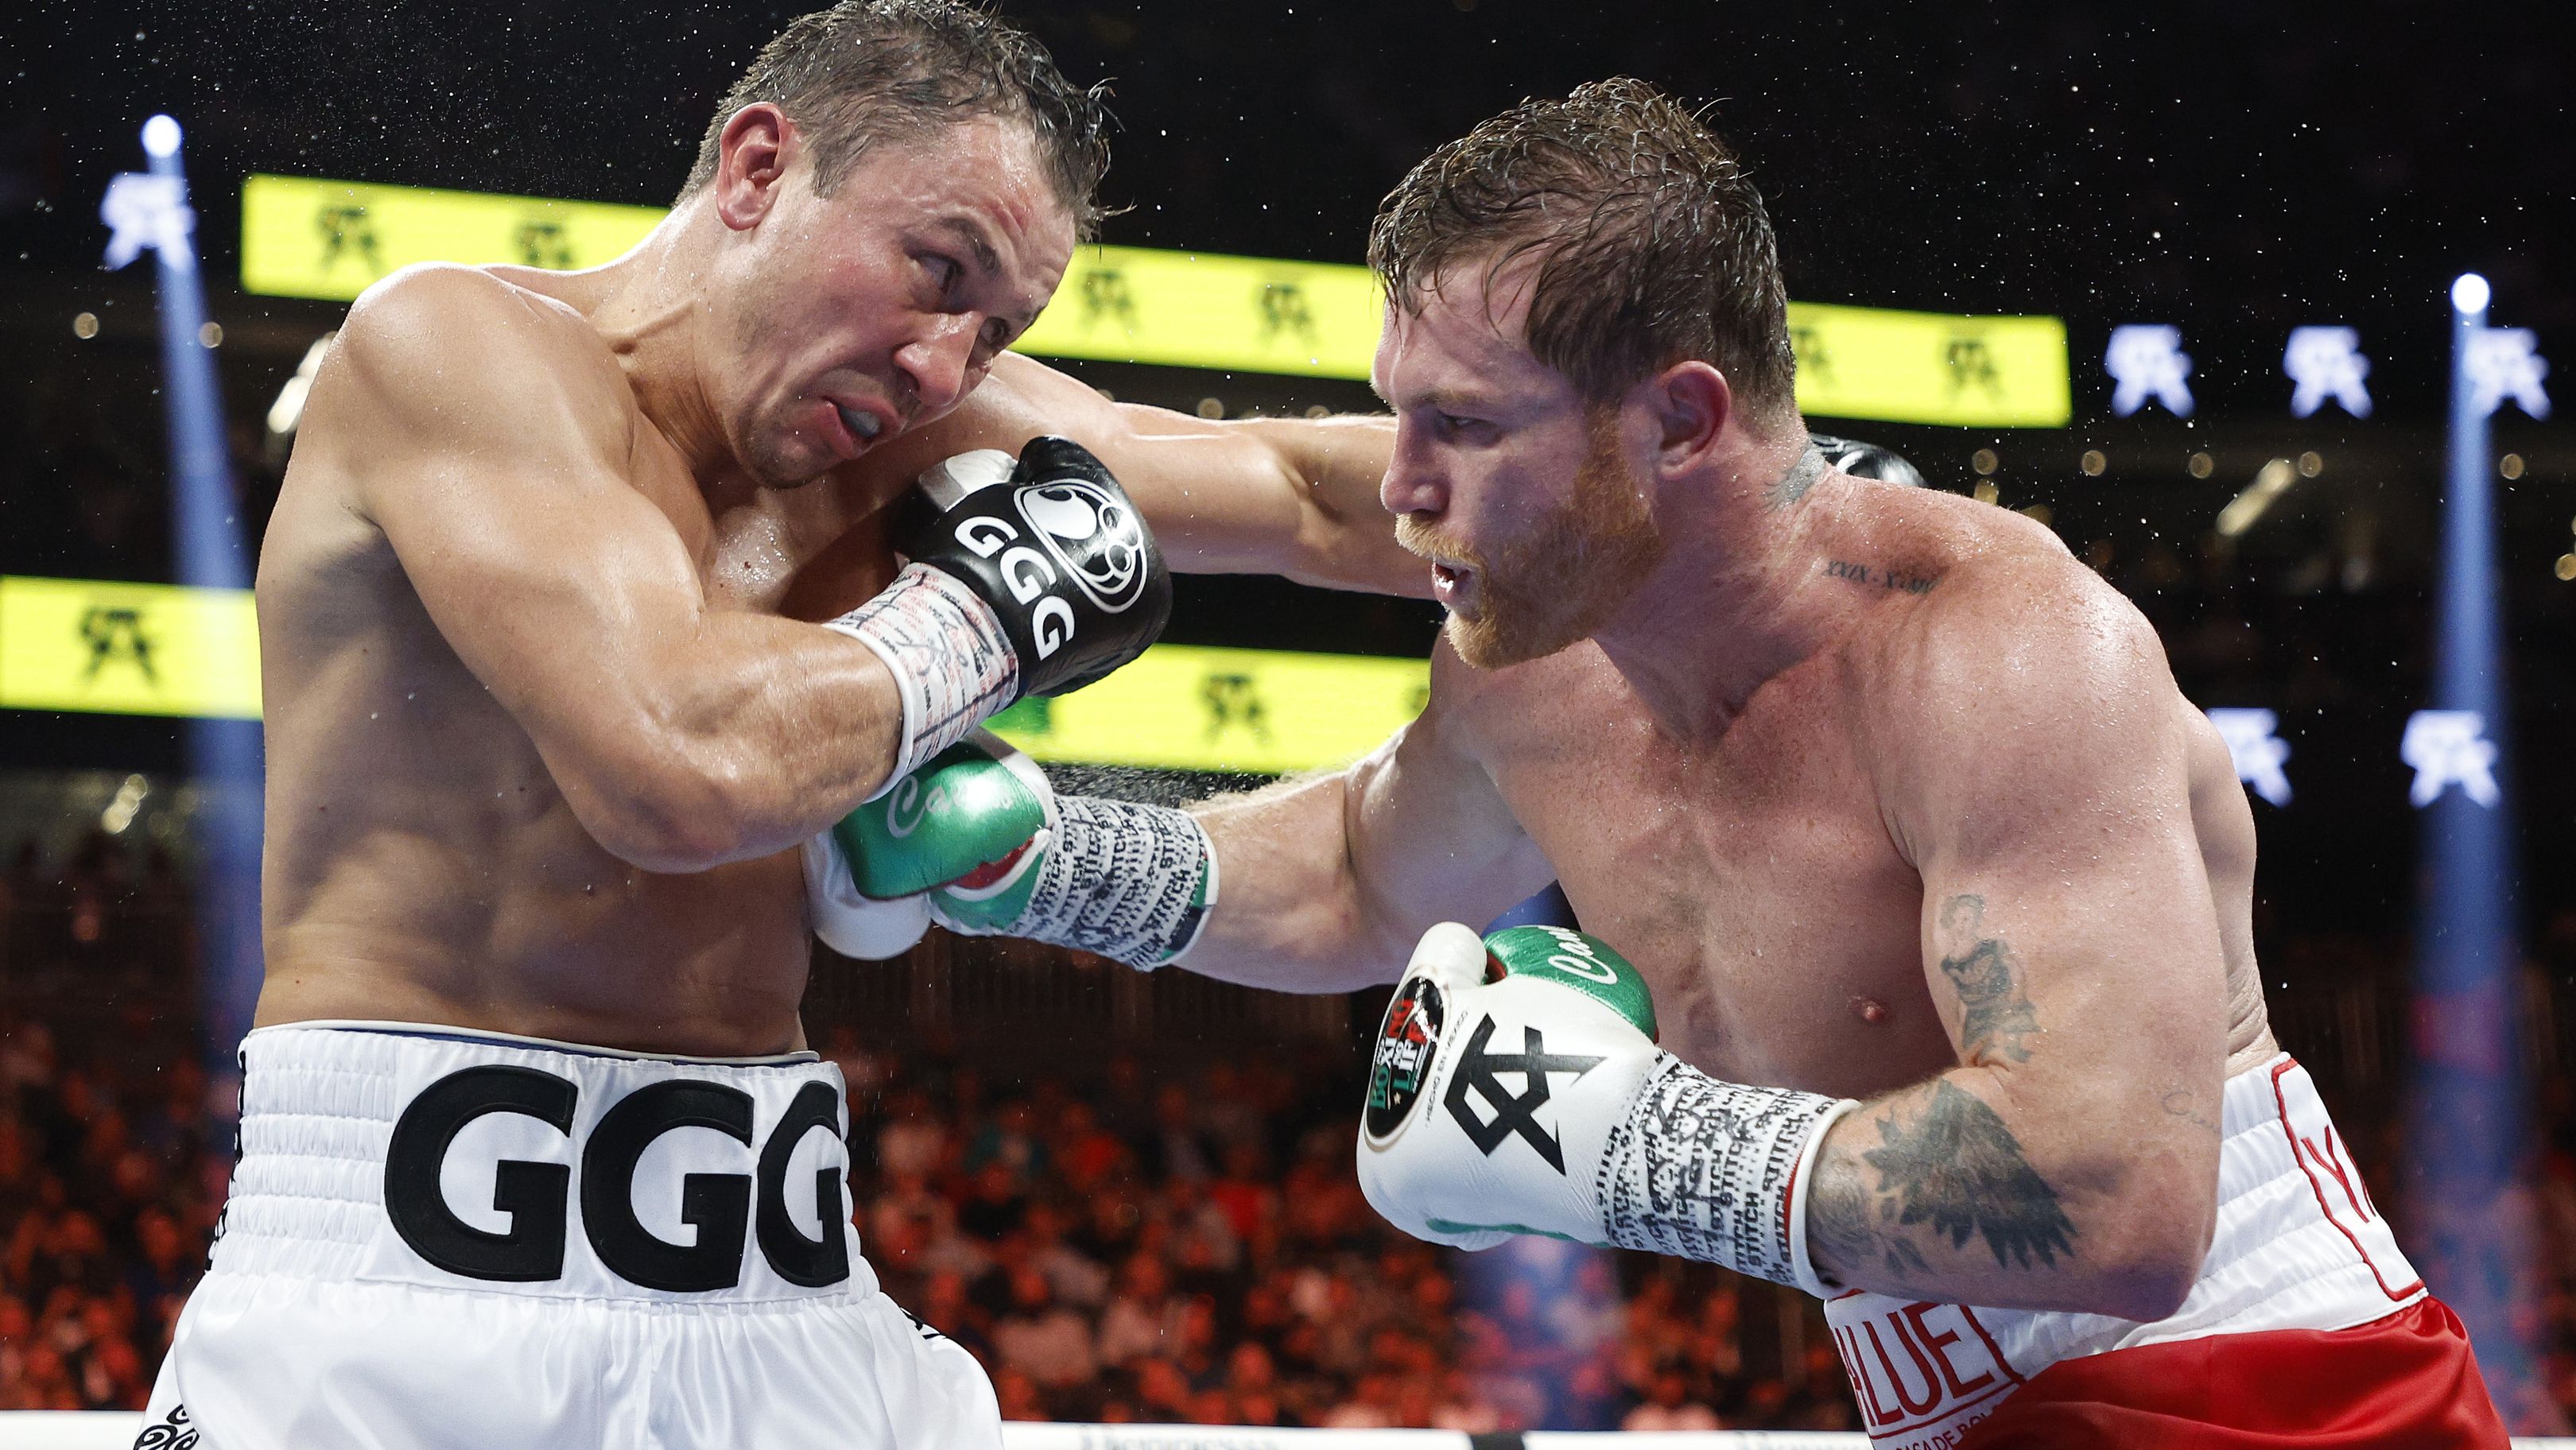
[
  {"left": 1364, "top": 977, "right": 1445, "bottom": 1143},
  {"left": 1019, "top": 479, "right": 1148, "bottom": 613},
  {"left": 1442, "top": 1017, "right": 1604, "bottom": 1173}
]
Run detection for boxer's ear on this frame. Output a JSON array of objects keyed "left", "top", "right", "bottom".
[
  {"left": 1644, "top": 359, "right": 1731, "bottom": 479},
  {"left": 712, "top": 103, "right": 797, "bottom": 232}
]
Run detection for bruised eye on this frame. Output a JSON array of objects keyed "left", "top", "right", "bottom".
[{"left": 918, "top": 252, "right": 963, "bottom": 295}]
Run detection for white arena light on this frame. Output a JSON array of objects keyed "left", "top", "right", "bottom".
[
  {"left": 2284, "top": 327, "right": 2372, "bottom": 418},
  {"left": 2105, "top": 324, "right": 2194, "bottom": 417},
  {"left": 141, "top": 114, "right": 182, "bottom": 158}
]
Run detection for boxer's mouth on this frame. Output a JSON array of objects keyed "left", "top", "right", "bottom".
[
  {"left": 1430, "top": 560, "right": 1473, "bottom": 610},
  {"left": 835, "top": 402, "right": 884, "bottom": 443}
]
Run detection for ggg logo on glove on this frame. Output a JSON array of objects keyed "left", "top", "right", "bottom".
[
  {"left": 1019, "top": 479, "right": 1149, "bottom": 614},
  {"left": 1364, "top": 978, "right": 1445, "bottom": 1144}
]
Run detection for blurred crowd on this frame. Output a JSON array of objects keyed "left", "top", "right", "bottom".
[
  {"left": 10, "top": 827, "right": 2576, "bottom": 1434},
  {"left": 0, "top": 826, "right": 1855, "bottom": 1427},
  {"left": 832, "top": 1029, "right": 1852, "bottom": 1431},
  {"left": 0, "top": 828, "right": 215, "bottom": 1409}
]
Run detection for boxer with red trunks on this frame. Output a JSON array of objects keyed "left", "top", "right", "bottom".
[{"left": 836, "top": 79, "right": 2509, "bottom": 1447}]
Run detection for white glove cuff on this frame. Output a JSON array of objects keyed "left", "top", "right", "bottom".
[
  {"left": 800, "top": 829, "right": 931, "bottom": 960},
  {"left": 1599, "top": 1055, "right": 1858, "bottom": 1293},
  {"left": 823, "top": 564, "right": 1020, "bottom": 797}
]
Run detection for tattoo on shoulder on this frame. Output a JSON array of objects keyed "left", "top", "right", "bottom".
[
  {"left": 1819, "top": 559, "right": 1940, "bottom": 595},
  {"left": 1864, "top": 1080, "right": 2077, "bottom": 1272},
  {"left": 1935, "top": 894, "right": 2041, "bottom": 1064}
]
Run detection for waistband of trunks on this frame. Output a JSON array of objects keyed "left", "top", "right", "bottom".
[{"left": 213, "top": 1022, "right": 875, "bottom": 1306}]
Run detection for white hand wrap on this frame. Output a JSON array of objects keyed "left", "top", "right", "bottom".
[
  {"left": 822, "top": 564, "right": 1019, "bottom": 797},
  {"left": 1601, "top": 1056, "right": 1856, "bottom": 1297},
  {"left": 951, "top": 795, "right": 1217, "bottom": 971}
]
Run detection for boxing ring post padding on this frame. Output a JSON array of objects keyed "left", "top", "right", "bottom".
[{"left": 10, "top": 1417, "right": 2576, "bottom": 1448}]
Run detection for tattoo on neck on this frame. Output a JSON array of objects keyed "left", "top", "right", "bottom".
[
  {"left": 1935, "top": 894, "right": 2041, "bottom": 1064},
  {"left": 1820, "top": 559, "right": 1940, "bottom": 595},
  {"left": 1765, "top": 446, "right": 1829, "bottom": 510}
]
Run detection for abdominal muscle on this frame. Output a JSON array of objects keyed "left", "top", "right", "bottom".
[
  {"left": 253, "top": 539, "right": 824, "bottom": 1058},
  {"left": 256, "top": 746, "right": 817, "bottom": 1057}
]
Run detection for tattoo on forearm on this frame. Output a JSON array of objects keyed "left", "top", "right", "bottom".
[
  {"left": 1809, "top": 1080, "right": 2078, "bottom": 1289},
  {"left": 1808, "top": 1158, "right": 1933, "bottom": 1291},
  {"left": 1868, "top": 1080, "right": 2077, "bottom": 1270},
  {"left": 1935, "top": 894, "right": 2041, "bottom": 1064},
  {"left": 1820, "top": 559, "right": 1940, "bottom": 595},
  {"left": 1806, "top": 899, "right": 2077, "bottom": 1290}
]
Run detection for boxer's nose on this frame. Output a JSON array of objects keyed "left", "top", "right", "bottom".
[
  {"left": 1379, "top": 423, "right": 1448, "bottom": 519},
  {"left": 896, "top": 315, "right": 981, "bottom": 417}
]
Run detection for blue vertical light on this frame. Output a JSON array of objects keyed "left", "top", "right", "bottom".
[
  {"left": 2406, "top": 271, "right": 2530, "bottom": 1401},
  {"left": 1472, "top": 882, "right": 1627, "bottom": 1426},
  {"left": 130, "top": 115, "right": 266, "bottom": 1076}
]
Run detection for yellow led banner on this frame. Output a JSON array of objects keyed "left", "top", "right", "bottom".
[
  {"left": 1014, "top": 245, "right": 1384, "bottom": 379},
  {"left": 1789, "top": 301, "right": 2072, "bottom": 428},
  {"left": 239, "top": 174, "right": 1386, "bottom": 379},
  {"left": 0, "top": 576, "right": 1418, "bottom": 771},
  {"left": 0, "top": 576, "right": 262, "bottom": 720},
  {"left": 240, "top": 173, "right": 666, "bottom": 302},
  {"left": 987, "top": 643, "right": 1427, "bottom": 775},
  {"left": 240, "top": 175, "right": 2070, "bottom": 424}
]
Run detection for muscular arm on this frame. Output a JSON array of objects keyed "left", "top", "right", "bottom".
[
  {"left": 906, "top": 353, "right": 1428, "bottom": 598},
  {"left": 1802, "top": 564, "right": 2229, "bottom": 1320},
  {"left": 313, "top": 266, "right": 906, "bottom": 872},
  {"left": 1178, "top": 644, "right": 1553, "bottom": 992}
]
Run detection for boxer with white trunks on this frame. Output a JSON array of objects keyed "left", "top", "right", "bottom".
[
  {"left": 836, "top": 79, "right": 2510, "bottom": 1444},
  {"left": 141, "top": 4, "right": 1424, "bottom": 1446}
]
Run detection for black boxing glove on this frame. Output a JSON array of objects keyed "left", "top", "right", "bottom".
[
  {"left": 824, "top": 436, "right": 1171, "bottom": 794},
  {"left": 901, "top": 436, "right": 1172, "bottom": 696},
  {"left": 1810, "top": 432, "right": 1928, "bottom": 490}
]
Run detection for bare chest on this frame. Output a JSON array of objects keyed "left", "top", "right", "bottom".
[
  {"left": 255, "top": 440, "right": 899, "bottom": 1052},
  {"left": 689, "top": 462, "right": 898, "bottom": 620},
  {"left": 1472, "top": 659, "right": 1954, "bottom": 1099}
]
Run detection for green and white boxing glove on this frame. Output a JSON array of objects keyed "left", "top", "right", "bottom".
[
  {"left": 803, "top": 828, "right": 933, "bottom": 960},
  {"left": 821, "top": 731, "right": 1216, "bottom": 970},
  {"left": 1357, "top": 923, "right": 1857, "bottom": 1296}
]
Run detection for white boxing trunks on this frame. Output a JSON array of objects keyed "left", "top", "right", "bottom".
[
  {"left": 137, "top": 1022, "right": 999, "bottom": 1450},
  {"left": 1825, "top": 1054, "right": 2431, "bottom": 1449}
]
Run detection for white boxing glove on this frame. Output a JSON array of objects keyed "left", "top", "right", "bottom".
[
  {"left": 1356, "top": 922, "right": 1857, "bottom": 1295},
  {"left": 801, "top": 828, "right": 931, "bottom": 960}
]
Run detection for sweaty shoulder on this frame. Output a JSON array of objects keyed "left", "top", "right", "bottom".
[
  {"left": 1837, "top": 485, "right": 2121, "bottom": 677},
  {"left": 1846, "top": 502, "right": 2178, "bottom": 840},
  {"left": 312, "top": 264, "right": 635, "bottom": 513}
]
